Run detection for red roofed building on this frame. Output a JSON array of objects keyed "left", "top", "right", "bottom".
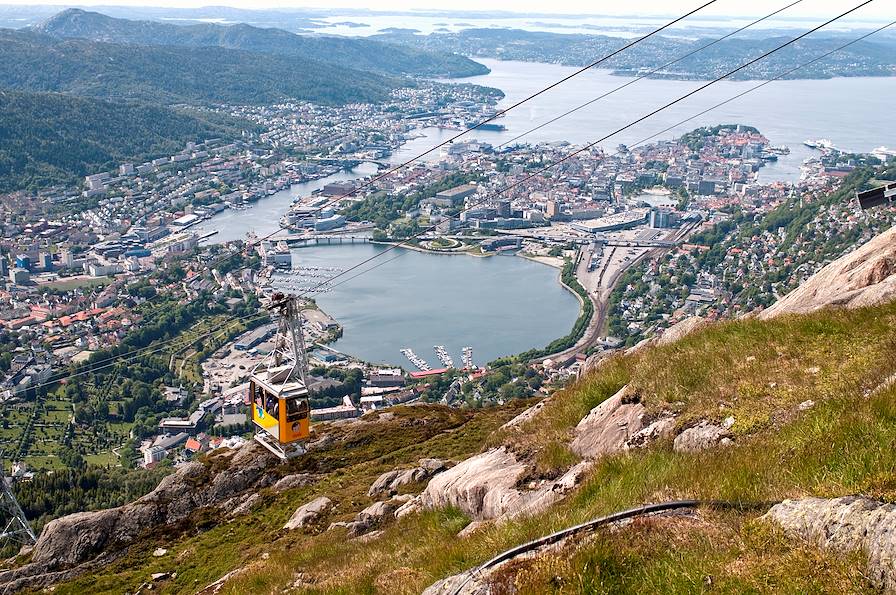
[{"left": 409, "top": 368, "right": 449, "bottom": 379}]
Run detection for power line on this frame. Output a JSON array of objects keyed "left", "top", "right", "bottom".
[
  {"left": 495, "top": 0, "right": 805, "bottom": 149},
  {"left": 23, "top": 312, "right": 269, "bottom": 395},
  {"left": 80, "top": 12, "right": 892, "bottom": 391},
  {"left": 320, "top": 21, "right": 895, "bottom": 300},
  {"left": 67, "top": 0, "right": 728, "bottom": 379},
  {"left": 28, "top": 4, "right": 886, "bottom": 396},
  {"left": 232, "top": 0, "right": 724, "bottom": 250},
  {"left": 292, "top": 0, "right": 876, "bottom": 298},
  {"left": 625, "top": 19, "right": 896, "bottom": 150}
]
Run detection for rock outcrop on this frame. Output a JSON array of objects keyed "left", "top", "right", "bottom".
[
  {"left": 761, "top": 226, "right": 896, "bottom": 319},
  {"left": 627, "top": 316, "right": 707, "bottom": 355},
  {"left": 500, "top": 400, "right": 547, "bottom": 430},
  {"left": 419, "top": 448, "right": 590, "bottom": 522},
  {"left": 330, "top": 496, "right": 408, "bottom": 537},
  {"left": 422, "top": 570, "right": 487, "bottom": 595},
  {"left": 367, "top": 458, "right": 447, "bottom": 497},
  {"left": 672, "top": 419, "right": 734, "bottom": 452},
  {"left": 420, "top": 448, "right": 527, "bottom": 520},
  {"left": 656, "top": 316, "right": 708, "bottom": 346},
  {"left": 623, "top": 415, "right": 676, "bottom": 449},
  {"left": 273, "top": 473, "right": 314, "bottom": 493},
  {"left": 32, "top": 443, "right": 272, "bottom": 569},
  {"left": 284, "top": 497, "right": 333, "bottom": 530},
  {"left": 570, "top": 386, "right": 646, "bottom": 459},
  {"left": 0, "top": 443, "right": 276, "bottom": 591},
  {"left": 763, "top": 496, "right": 896, "bottom": 592}
]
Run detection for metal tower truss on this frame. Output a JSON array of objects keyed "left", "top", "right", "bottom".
[{"left": 0, "top": 456, "right": 36, "bottom": 549}]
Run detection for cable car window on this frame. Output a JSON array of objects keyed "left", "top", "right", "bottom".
[
  {"left": 253, "top": 384, "right": 265, "bottom": 409},
  {"left": 285, "top": 398, "right": 309, "bottom": 422}
]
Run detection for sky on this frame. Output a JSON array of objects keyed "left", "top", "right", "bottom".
[{"left": 2, "top": 0, "right": 892, "bottom": 18}]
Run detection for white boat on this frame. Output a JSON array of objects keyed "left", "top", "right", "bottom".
[
  {"left": 805, "top": 139, "right": 834, "bottom": 151},
  {"left": 872, "top": 146, "right": 896, "bottom": 160}
]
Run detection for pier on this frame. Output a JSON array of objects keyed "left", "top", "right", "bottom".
[
  {"left": 433, "top": 345, "right": 454, "bottom": 368},
  {"left": 401, "top": 348, "right": 431, "bottom": 371},
  {"left": 462, "top": 347, "right": 475, "bottom": 370}
]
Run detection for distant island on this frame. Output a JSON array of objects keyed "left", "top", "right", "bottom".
[{"left": 373, "top": 27, "right": 896, "bottom": 80}]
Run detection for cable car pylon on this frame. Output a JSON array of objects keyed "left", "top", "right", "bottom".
[{"left": 249, "top": 293, "right": 312, "bottom": 460}]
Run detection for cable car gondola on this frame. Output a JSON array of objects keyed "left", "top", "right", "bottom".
[{"left": 249, "top": 292, "right": 311, "bottom": 460}]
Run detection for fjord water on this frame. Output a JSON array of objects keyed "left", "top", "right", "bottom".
[
  {"left": 203, "top": 58, "right": 894, "bottom": 364},
  {"left": 294, "top": 244, "right": 580, "bottom": 366},
  {"left": 393, "top": 59, "right": 896, "bottom": 182}
]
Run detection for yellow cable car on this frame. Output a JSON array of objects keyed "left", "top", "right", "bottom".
[{"left": 249, "top": 293, "right": 311, "bottom": 460}]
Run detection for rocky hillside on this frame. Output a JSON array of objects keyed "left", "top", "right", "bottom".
[
  {"left": 8, "top": 226, "right": 896, "bottom": 594},
  {"left": 760, "top": 224, "right": 896, "bottom": 319}
]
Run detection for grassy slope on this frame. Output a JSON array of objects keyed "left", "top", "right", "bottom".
[{"left": 48, "top": 302, "right": 896, "bottom": 594}]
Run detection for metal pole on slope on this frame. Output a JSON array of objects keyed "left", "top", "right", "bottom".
[{"left": 0, "top": 452, "right": 37, "bottom": 550}]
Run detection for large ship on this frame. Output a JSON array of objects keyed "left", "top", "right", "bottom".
[
  {"left": 804, "top": 139, "right": 834, "bottom": 150},
  {"left": 872, "top": 146, "right": 896, "bottom": 160}
]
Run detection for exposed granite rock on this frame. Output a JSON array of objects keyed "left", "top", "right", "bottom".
[
  {"left": 283, "top": 496, "right": 333, "bottom": 530},
  {"left": 30, "top": 443, "right": 272, "bottom": 570},
  {"left": 421, "top": 570, "right": 487, "bottom": 595},
  {"left": 627, "top": 316, "right": 707, "bottom": 355},
  {"left": 273, "top": 473, "right": 314, "bottom": 493},
  {"left": 0, "top": 443, "right": 275, "bottom": 592},
  {"left": 329, "top": 496, "right": 405, "bottom": 537},
  {"left": 420, "top": 448, "right": 529, "bottom": 520},
  {"left": 499, "top": 461, "right": 593, "bottom": 522},
  {"left": 672, "top": 421, "right": 733, "bottom": 452},
  {"left": 228, "top": 493, "right": 261, "bottom": 518},
  {"left": 500, "top": 400, "right": 547, "bottom": 430},
  {"left": 760, "top": 225, "right": 896, "bottom": 319},
  {"left": 358, "top": 500, "right": 398, "bottom": 523},
  {"left": 570, "top": 386, "right": 646, "bottom": 459},
  {"left": 623, "top": 415, "right": 676, "bottom": 449},
  {"left": 657, "top": 316, "right": 708, "bottom": 346},
  {"left": 394, "top": 495, "right": 423, "bottom": 519},
  {"left": 763, "top": 496, "right": 896, "bottom": 592},
  {"left": 420, "top": 448, "right": 590, "bottom": 522},
  {"left": 368, "top": 458, "right": 447, "bottom": 497}
]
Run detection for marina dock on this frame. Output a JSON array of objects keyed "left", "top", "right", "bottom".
[
  {"left": 433, "top": 345, "right": 454, "bottom": 368},
  {"left": 462, "top": 347, "right": 475, "bottom": 370},
  {"left": 401, "top": 348, "right": 431, "bottom": 371}
]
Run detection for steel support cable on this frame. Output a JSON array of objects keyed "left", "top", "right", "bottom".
[
  {"left": 450, "top": 499, "right": 782, "bottom": 595},
  {"left": 495, "top": 0, "right": 805, "bottom": 149},
  {"left": 41, "top": 5, "right": 883, "bottom": 395},
  {"left": 231, "top": 0, "right": 724, "bottom": 251},
  {"left": 26, "top": 311, "right": 270, "bottom": 395},
  {"left": 29, "top": 303, "right": 267, "bottom": 394},
  {"left": 75, "top": 1, "right": 723, "bottom": 379},
  {"left": 316, "top": 21, "right": 896, "bottom": 297},
  {"left": 50, "top": 13, "right": 891, "bottom": 394},
  {"left": 294, "top": 0, "right": 876, "bottom": 299},
  {"left": 70, "top": 1, "right": 725, "bottom": 372}
]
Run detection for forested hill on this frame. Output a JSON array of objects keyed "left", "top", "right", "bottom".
[
  {"left": 0, "top": 28, "right": 400, "bottom": 106},
  {"left": 0, "top": 91, "right": 253, "bottom": 192},
  {"left": 34, "top": 8, "right": 488, "bottom": 78}
]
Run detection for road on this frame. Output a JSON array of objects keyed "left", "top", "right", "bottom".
[{"left": 534, "top": 220, "right": 701, "bottom": 364}]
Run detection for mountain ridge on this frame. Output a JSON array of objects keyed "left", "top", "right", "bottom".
[
  {"left": 0, "top": 27, "right": 400, "bottom": 106},
  {"left": 34, "top": 8, "right": 488, "bottom": 79}
]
